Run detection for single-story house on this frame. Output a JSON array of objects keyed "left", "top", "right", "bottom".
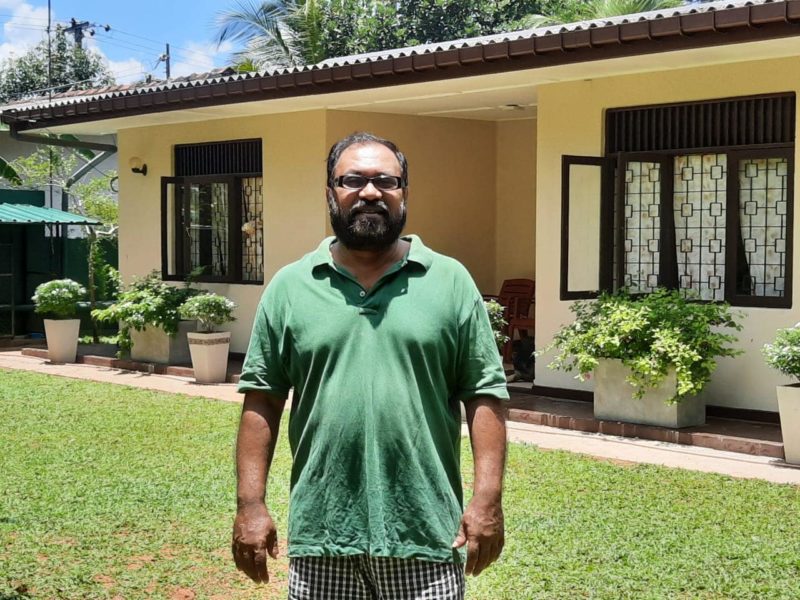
[{"left": 4, "top": 0, "right": 800, "bottom": 417}]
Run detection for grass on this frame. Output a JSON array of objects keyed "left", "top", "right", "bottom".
[{"left": 1, "top": 370, "right": 799, "bottom": 599}]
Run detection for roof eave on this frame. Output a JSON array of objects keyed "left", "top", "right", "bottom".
[{"left": 4, "top": 0, "right": 800, "bottom": 132}]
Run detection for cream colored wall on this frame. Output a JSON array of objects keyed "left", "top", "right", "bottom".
[
  {"left": 325, "top": 110, "right": 498, "bottom": 292},
  {"left": 495, "top": 120, "right": 536, "bottom": 295},
  {"left": 117, "top": 110, "right": 328, "bottom": 353},
  {"left": 535, "top": 55, "right": 800, "bottom": 411}
]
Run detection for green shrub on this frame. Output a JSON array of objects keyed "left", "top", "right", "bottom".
[
  {"left": 179, "top": 293, "right": 236, "bottom": 333},
  {"left": 541, "top": 288, "right": 742, "bottom": 403},
  {"left": 32, "top": 279, "right": 85, "bottom": 319},
  {"left": 92, "top": 271, "right": 198, "bottom": 354},
  {"left": 763, "top": 324, "right": 800, "bottom": 381},
  {"left": 484, "top": 299, "right": 509, "bottom": 352}
]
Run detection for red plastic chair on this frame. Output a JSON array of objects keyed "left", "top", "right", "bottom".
[{"left": 483, "top": 279, "right": 535, "bottom": 362}]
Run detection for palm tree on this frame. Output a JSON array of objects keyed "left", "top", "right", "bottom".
[{"left": 215, "top": 0, "right": 325, "bottom": 71}]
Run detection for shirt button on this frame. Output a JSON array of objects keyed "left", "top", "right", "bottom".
[{"left": 359, "top": 291, "right": 366, "bottom": 297}]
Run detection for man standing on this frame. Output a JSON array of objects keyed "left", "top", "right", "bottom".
[{"left": 233, "top": 132, "right": 508, "bottom": 599}]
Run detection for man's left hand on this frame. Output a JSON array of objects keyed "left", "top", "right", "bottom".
[{"left": 452, "top": 496, "right": 504, "bottom": 576}]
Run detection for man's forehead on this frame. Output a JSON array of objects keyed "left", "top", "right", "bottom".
[{"left": 335, "top": 142, "right": 401, "bottom": 172}]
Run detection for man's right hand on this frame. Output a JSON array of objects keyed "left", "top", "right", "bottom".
[{"left": 232, "top": 501, "right": 279, "bottom": 583}]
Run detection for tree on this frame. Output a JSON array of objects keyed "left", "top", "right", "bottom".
[
  {"left": 0, "top": 26, "right": 114, "bottom": 103},
  {"left": 216, "top": 0, "right": 686, "bottom": 70},
  {"left": 518, "top": 0, "right": 684, "bottom": 27},
  {"left": 217, "top": 0, "right": 558, "bottom": 70}
]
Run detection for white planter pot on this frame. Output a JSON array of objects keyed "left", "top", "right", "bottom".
[
  {"left": 130, "top": 321, "right": 195, "bottom": 365},
  {"left": 43, "top": 319, "right": 80, "bottom": 363},
  {"left": 777, "top": 384, "right": 800, "bottom": 465},
  {"left": 594, "top": 358, "right": 705, "bottom": 428},
  {"left": 187, "top": 331, "right": 231, "bottom": 383}
]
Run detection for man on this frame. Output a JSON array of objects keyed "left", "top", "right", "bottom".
[{"left": 233, "top": 132, "right": 508, "bottom": 599}]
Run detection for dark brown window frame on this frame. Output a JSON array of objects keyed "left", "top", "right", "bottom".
[
  {"left": 561, "top": 145, "right": 794, "bottom": 307},
  {"left": 160, "top": 173, "right": 262, "bottom": 285}
]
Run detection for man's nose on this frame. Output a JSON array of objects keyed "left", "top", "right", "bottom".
[{"left": 359, "top": 182, "right": 382, "bottom": 200}]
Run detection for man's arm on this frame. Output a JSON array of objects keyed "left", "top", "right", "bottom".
[
  {"left": 232, "top": 390, "right": 287, "bottom": 583},
  {"left": 452, "top": 396, "right": 507, "bottom": 576}
]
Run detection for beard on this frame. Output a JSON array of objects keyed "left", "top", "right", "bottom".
[{"left": 328, "top": 192, "right": 407, "bottom": 251}]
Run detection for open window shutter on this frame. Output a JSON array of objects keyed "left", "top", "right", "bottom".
[{"left": 560, "top": 155, "right": 614, "bottom": 299}]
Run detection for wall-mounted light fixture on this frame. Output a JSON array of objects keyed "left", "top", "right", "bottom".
[{"left": 129, "top": 156, "right": 148, "bottom": 176}]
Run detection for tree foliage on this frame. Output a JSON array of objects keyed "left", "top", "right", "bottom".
[
  {"left": 0, "top": 26, "right": 114, "bottom": 103},
  {"left": 215, "top": 0, "right": 627, "bottom": 70}
]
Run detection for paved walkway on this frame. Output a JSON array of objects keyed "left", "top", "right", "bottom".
[{"left": 3, "top": 349, "right": 799, "bottom": 486}]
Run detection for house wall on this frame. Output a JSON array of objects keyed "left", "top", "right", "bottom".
[
  {"left": 117, "top": 108, "right": 529, "bottom": 354},
  {"left": 325, "top": 110, "right": 498, "bottom": 293},
  {"left": 117, "top": 110, "right": 328, "bottom": 353},
  {"left": 495, "top": 119, "right": 537, "bottom": 295},
  {"left": 536, "top": 55, "right": 800, "bottom": 411}
]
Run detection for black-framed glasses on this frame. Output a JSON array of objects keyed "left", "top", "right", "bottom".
[{"left": 333, "top": 174, "right": 405, "bottom": 191}]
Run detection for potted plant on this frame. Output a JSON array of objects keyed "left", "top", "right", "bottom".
[
  {"left": 179, "top": 293, "right": 237, "bottom": 383},
  {"left": 541, "top": 288, "right": 742, "bottom": 428},
  {"left": 92, "top": 271, "right": 198, "bottom": 363},
  {"left": 762, "top": 325, "right": 800, "bottom": 464},
  {"left": 32, "top": 279, "right": 86, "bottom": 363},
  {"left": 484, "top": 299, "right": 509, "bottom": 353}
]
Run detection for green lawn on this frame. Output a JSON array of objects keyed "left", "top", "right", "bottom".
[{"left": 1, "top": 370, "right": 799, "bottom": 600}]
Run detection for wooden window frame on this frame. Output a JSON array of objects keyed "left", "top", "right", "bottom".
[{"left": 161, "top": 173, "right": 261, "bottom": 285}]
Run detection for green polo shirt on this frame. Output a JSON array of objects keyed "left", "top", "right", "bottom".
[{"left": 238, "top": 234, "right": 508, "bottom": 563}]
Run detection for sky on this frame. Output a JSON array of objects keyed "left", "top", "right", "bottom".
[{"left": 0, "top": 0, "right": 238, "bottom": 85}]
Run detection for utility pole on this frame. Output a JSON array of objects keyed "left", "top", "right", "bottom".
[
  {"left": 158, "top": 43, "right": 171, "bottom": 80},
  {"left": 64, "top": 18, "right": 110, "bottom": 49},
  {"left": 64, "top": 18, "right": 90, "bottom": 48}
]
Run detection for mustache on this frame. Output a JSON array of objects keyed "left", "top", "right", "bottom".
[{"left": 350, "top": 201, "right": 390, "bottom": 215}]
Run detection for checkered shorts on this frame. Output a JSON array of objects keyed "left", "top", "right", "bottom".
[{"left": 288, "top": 555, "right": 465, "bottom": 600}]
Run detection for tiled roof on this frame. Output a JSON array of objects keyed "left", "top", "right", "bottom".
[
  {"left": 0, "top": 0, "right": 781, "bottom": 114},
  {"left": 2, "top": 0, "right": 797, "bottom": 127}
]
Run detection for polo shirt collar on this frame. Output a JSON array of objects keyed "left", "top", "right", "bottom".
[{"left": 311, "top": 234, "right": 434, "bottom": 271}]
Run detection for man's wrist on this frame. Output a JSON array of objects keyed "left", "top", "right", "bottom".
[
  {"left": 470, "top": 487, "right": 502, "bottom": 505},
  {"left": 237, "top": 496, "right": 266, "bottom": 510}
]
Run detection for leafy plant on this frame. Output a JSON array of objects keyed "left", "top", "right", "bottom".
[
  {"left": 32, "top": 279, "right": 86, "bottom": 319},
  {"left": 763, "top": 324, "right": 800, "bottom": 382},
  {"left": 541, "top": 288, "right": 742, "bottom": 403},
  {"left": 92, "top": 271, "right": 199, "bottom": 354},
  {"left": 484, "top": 299, "right": 509, "bottom": 352},
  {"left": 179, "top": 293, "right": 237, "bottom": 333}
]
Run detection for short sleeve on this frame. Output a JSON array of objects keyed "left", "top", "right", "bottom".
[
  {"left": 237, "top": 293, "right": 292, "bottom": 397},
  {"left": 454, "top": 296, "right": 510, "bottom": 403}
]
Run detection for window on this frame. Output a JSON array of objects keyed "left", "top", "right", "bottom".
[
  {"left": 161, "top": 139, "right": 263, "bottom": 284},
  {"left": 561, "top": 94, "right": 795, "bottom": 308}
]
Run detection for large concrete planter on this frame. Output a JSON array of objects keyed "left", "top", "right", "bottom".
[
  {"left": 129, "top": 321, "right": 195, "bottom": 365},
  {"left": 594, "top": 358, "right": 705, "bottom": 428},
  {"left": 777, "top": 384, "right": 800, "bottom": 464},
  {"left": 43, "top": 318, "right": 80, "bottom": 363},
  {"left": 187, "top": 331, "right": 231, "bottom": 383}
]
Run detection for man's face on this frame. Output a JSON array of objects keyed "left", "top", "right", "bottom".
[{"left": 327, "top": 142, "right": 407, "bottom": 251}]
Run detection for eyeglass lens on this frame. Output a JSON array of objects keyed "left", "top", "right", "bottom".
[{"left": 340, "top": 174, "right": 402, "bottom": 190}]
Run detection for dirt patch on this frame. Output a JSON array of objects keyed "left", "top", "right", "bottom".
[
  {"left": 127, "top": 554, "right": 155, "bottom": 570},
  {"left": 171, "top": 587, "right": 196, "bottom": 600},
  {"left": 93, "top": 574, "right": 116, "bottom": 590}
]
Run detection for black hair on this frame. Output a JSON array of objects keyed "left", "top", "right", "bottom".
[{"left": 326, "top": 132, "right": 408, "bottom": 187}]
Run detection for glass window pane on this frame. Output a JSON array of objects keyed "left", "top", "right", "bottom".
[
  {"left": 622, "top": 161, "right": 661, "bottom": 294},
  {"left": 672, "top": 154, "right": 727, "bottom": 302},
  {"left": 240, "top": 177, "right": 263, "bottom": 282},
  {"left": 188, "top": 182, "right": 229, "bottom": 278},
  {"left": 738, "top": 157, "right": 789, "bottom": 298},
  {"left": 566, "top": 164, "right": 603, "bottom": 292}
]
